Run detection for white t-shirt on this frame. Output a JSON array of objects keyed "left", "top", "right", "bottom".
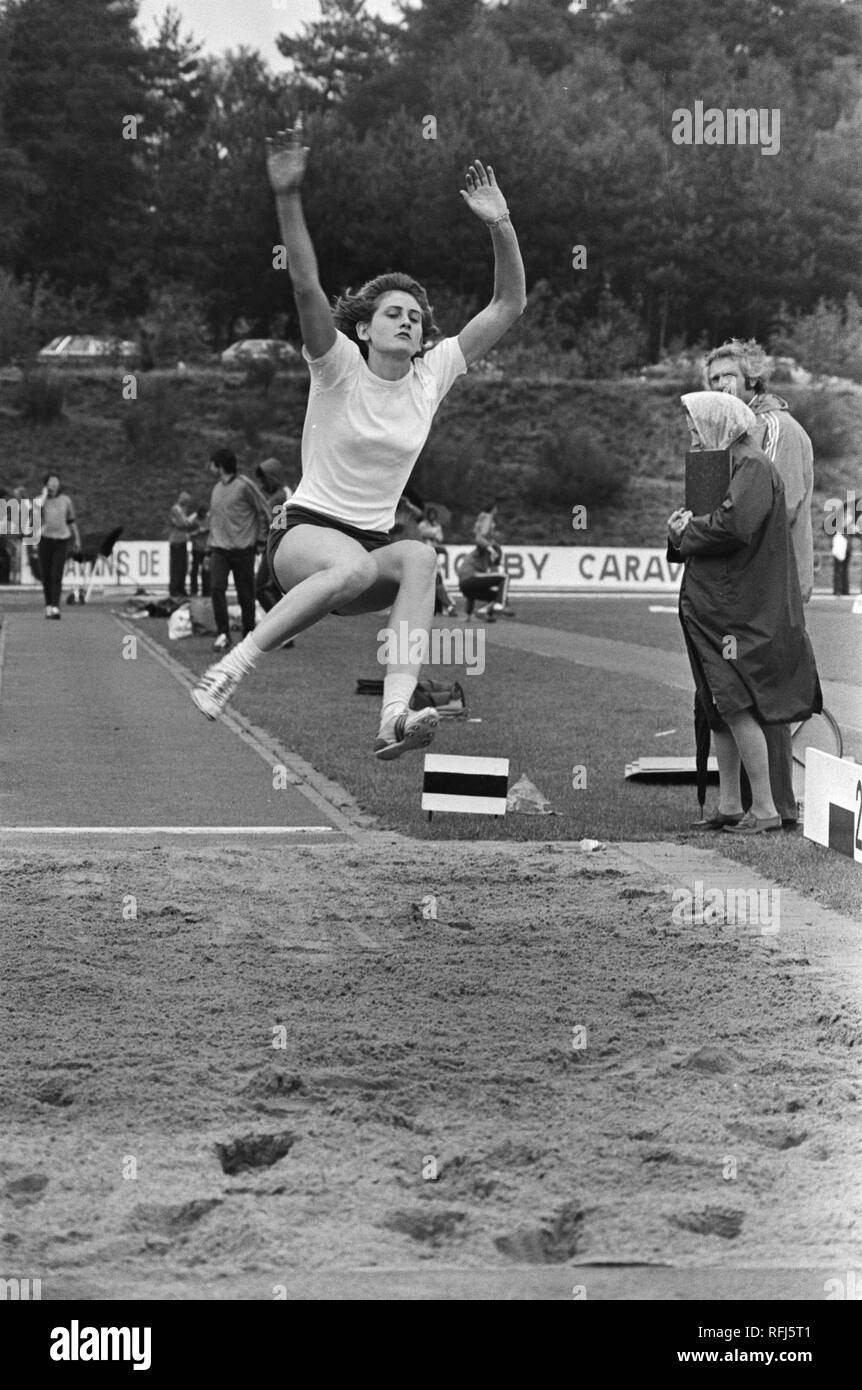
[{"left": 290, "top": 331, "right": 467, "bottom": 532}]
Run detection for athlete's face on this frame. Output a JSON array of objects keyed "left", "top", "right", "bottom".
[
  {"left": 45, "top": 474, "right": 60, "bottom": 496},
  {"left": 361, "top": 292, "right": 424, "bottom": 357}
]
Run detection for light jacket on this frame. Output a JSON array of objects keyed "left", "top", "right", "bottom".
[{"left": 750, "top": 392, "right": 814, "bottom": 601}]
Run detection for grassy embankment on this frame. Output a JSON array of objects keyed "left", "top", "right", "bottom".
[{"left": 1, "top": 366, "right": 858, "bottom": 583}]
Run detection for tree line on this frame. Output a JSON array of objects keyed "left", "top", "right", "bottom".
[{"left": 0, "top": 0, "right": 860, "bottom": 368}]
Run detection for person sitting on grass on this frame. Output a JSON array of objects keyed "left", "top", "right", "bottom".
[
  {"left": 191, "top": 120, "right": 526, "bottom": 759},
  {"left": 457, "top": 538, "right": 512, "bottom": 622}
]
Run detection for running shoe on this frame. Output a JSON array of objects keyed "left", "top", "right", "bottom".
[
  {"left": 212, "top": 633, "right": 231, "bottom": 652},
  {"left": 191, "top": 662, "right": 241, "bottom": 720},
  {"left": 373, "top": 706, "right": 440, "bottom": 761}
]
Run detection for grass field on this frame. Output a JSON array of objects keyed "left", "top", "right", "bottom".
[{"left": 147, "top": 595, "right": 862, "bottom": 919}]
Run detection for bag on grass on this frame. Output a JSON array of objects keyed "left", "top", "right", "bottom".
[
  {"left": 188, "top": 596, "right": 217, "bottom": 633},
  {"left": 167, "top": 603, "right": 192, "bottom": 640},
  {"left": 146, "top": 597, "right": 183, "bottom": 618},
  {"left": 409, "top": 678, "right": 467, "bottom": 718}
]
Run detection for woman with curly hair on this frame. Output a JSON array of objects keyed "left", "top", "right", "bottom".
[{"left": 192, "top": 122, "right": 526, "bottom": 759}]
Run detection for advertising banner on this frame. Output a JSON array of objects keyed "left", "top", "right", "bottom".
[{"left": 11, "top": 542, "right": 684, "bottom": 593}]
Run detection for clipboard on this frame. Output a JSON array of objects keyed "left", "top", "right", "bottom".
[{"left": 685, "top": 449, "right": 731, "bottom": 515}]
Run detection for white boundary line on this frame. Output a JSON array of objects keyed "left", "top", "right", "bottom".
[
  {"left": 111, "top": 616, "right": 369, "bottom": 841},
  {"left": 0, "top": 826, "right": 339, "bottom": 836}
]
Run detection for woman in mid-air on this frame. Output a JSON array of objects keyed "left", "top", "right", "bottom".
[{"left": 192, "top": 123, "right": 526, "bottom": 759}]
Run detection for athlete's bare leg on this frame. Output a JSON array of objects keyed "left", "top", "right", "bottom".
[{"left": 191, "top": 530, "right": 439, "bottom": 752}]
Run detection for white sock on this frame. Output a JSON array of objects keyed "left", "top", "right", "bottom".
[
  {"left": 380, "top": 672, "right": 417, "bottom": 729},
  {"left": 220, "top": 633, "right": 264, "bottom": 677}
]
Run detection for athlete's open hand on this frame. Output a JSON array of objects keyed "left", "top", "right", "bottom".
[
  {"left": 266, "top": 119, "right": 309, "bottom": 194},
  {"left": 460, "top": 161, "right": 508, "bottom": 223}
]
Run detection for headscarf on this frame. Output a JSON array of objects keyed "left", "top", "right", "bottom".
[{"left": 681, "top": 391, "right": 757, "bottom": 451}]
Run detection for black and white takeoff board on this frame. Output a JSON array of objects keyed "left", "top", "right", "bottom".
[{"left": 421, "top": 755, "right": 510, "bottom": 817}]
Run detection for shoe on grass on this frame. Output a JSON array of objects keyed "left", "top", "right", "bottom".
[
  {"left": 212, "top": 633, "right": 231, "bottom": 652},
  {"left": 191, "top": 662, "right": 241, "bottom": 720},
  {"left": 723, "top": 813, "right": 782, "bottom": 835},
  {"left": 373, "top": 707, "right": 439, "bottom": 761},
  {"left": 691, "top": 811, "right": 742, "bottom": 829}
]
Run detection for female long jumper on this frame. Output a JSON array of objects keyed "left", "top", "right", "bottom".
[{"left": 191, "top": 124, "right": 526, "bottom": 758}]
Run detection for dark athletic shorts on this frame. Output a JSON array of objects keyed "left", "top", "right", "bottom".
[{"left": 265, "top": 504, "right": 392, "bottom": 598}]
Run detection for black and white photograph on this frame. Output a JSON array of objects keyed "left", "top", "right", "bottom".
[{"left": 1, "top": 0, "right": 860, "bottom": 1351}]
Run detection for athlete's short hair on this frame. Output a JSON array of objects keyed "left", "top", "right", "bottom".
[
  {"left": 332, "top": 273, "right": 437, "bottom": 359},
  {"left": 704, "top": 338, "right": 772, "bottom": 394},
  {"left": 211, "top": 447, "right": 237, "bottom": 475}
]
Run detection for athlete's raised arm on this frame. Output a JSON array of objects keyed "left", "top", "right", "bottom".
[
  {"left": 266, "top": 120, "right": 336, "bottom": 361},
  {"left": 457, "top": 161, "right": 527, "bottom": 366}
]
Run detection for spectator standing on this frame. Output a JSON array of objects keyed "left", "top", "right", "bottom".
[
  {"left": 168, "top": 490, "right": 198, "bottom": 598},
  {"left": 254, "top": 457, "right": 293, "bottom": 611},
  {"left": 190, "top": 507, "right": 210, "bottom": 597},
  {"left": 254, "top": 458, "right": 295, "bottom": 646},
  {"left": 207, "top": 448, "right": 271, "bottom": 652},
  {"left": 392, "top": 493, "right": 424, "bottom": 541},
  {"left": 474, "top": 500, "right": 499, "bottom": 547},
  {"left": 0, "top": 488, "right": 11, "bottom": 584},
  {"left": 418, "top": 505, "right": 458, "bottom": 616},
  {"left": 704, "top": 338, "right": 815, "bottom": 828},
  {"left": 36, "top": 473, "right": 82, "bottom": 619},
  {"left": 831, "top": 532, "right": 849, "bottom": 595},
  {"left": 10, "top": 487, "right": 28, "bottom": 583}
]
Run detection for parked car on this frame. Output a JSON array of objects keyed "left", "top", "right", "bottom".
[
  {"left": 37, "top": 335, "right": 139, "bottom": 367},
  {"left": 221, "top": 339, "right": 299, "bottom": 366}
]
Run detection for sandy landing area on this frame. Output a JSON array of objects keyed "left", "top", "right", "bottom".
[{"left": 1, "top": 834, "right": 859, "bottom": 1299}]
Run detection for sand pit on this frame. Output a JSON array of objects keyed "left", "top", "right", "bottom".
[{"left": 2, "top": 835, "right": 858, "bottom": 1299}]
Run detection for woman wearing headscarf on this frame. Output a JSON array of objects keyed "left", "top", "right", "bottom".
[{"left": 667, "top": 392, "right": 822, "bottom": 834}]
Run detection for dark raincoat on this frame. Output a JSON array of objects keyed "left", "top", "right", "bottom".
[{"left": 671, "top": 435, "right": 822, "bottom": 729}]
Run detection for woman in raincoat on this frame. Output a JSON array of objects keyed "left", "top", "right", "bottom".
[{"left": 667, "top": 392, "right": 822, "bottom": 834}]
